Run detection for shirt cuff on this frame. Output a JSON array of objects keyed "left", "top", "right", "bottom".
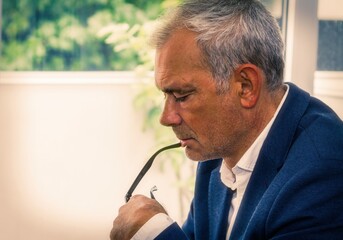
[{"left": 131, "top": 213, "right": 174, "bottom": 240}]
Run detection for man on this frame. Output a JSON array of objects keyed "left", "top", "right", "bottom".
[{"left": 111, "top": 0, "right": 343, "bottom": 239}]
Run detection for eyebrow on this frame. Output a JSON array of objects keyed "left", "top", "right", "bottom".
[
  {"left": 159, "top": 80, "right": 197, "bottom": 93},
  {"left": 162, "top": 87, "right": 196, "bottom": 95}
]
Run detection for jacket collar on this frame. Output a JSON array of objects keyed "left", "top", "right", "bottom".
[{"left": 229, "top": 83, "right": 311, "bottom": 239}]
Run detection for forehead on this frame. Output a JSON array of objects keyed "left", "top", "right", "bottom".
[{"left": 155, "top": 29, "right": 211, "bottom": 91}]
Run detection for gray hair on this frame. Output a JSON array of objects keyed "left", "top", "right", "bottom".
[{"left": 151, "top": 0, "right": 284, "bottom": 92}]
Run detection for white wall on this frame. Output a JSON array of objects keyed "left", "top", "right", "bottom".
[
  {"left": 314, "top": 71, "right": 343, "bottom": 118},
  {"left": 0, "top": 72, "right": 184, "bottom": 240},
  {"left": 284, "top": 0, "right": 318, "bottom": 93},
  {"left": 318, "top": 0, "right": 343, "bottom": 20}
]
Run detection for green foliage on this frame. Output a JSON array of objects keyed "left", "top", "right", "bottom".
[{"left": 0, "top": 0, "right": 168, "bottom": 70}]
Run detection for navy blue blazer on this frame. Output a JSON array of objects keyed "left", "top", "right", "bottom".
[{"left": 156, "top": 83, "right": 343, "bottom": 240}]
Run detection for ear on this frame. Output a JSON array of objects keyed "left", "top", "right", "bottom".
[{"left": 234, "top": 64, "right": 262, "bottom": 108}]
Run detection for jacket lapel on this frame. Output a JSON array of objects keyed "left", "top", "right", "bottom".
[
  {"left": 208, "top": 166, "right": 234, "bottom": 240},
  {"left": 229, "top": 83, "right": 311, "bottom": 239}
]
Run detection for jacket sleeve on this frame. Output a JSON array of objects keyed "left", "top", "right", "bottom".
[
  {"left": 154, "top": 222, "right": 189, "bottom": 240},
  {"left": 154, "top": 200, "right": 195, "bottom": 240},
  {"left": 266, "top": 159, "right": 343, "bottom": 239}
]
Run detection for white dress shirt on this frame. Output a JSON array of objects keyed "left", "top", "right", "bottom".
[{"left": 132, "top": 85, "right": 289, "bottom": 240}]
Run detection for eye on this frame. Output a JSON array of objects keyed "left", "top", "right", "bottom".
[
  {"left": 162, "top": 92, "right": 188, "bottom": 102},
  {"left": 174, "top": 94, "right": 189, "bottom": 102},
  {"left": 173, "top": 93, "right": 190, "bottom": 102}
]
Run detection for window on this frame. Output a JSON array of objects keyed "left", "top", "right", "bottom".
[
  {"left": 317, "top": 0, "right": 343, "bottom": 71},
  {"left": 314, "top": 0, "right": 343, "bottom": 117},
  {"left": 0, "top": 0, "right": 166, "bottom": 71}
]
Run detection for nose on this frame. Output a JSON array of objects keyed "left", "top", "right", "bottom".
[{"left": 160, "top": 97, "right": 182, "bottom": 127}]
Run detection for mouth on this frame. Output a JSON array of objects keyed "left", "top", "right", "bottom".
[
  {"left": 173, "top": 127, "right": 197, "bottom": 147},
  {"left": 179, "top": 138, "right": 194, "bottom": 147}
]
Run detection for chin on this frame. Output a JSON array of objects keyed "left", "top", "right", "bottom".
[{"left": 185, "top": 147, "right": 212, "bottom": 162}]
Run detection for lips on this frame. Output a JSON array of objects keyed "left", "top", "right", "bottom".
[
  {"left": 173, "top": 127, "right": 197, "bottom": 147},
  {"left": 175, "top": 135, "right": 195, "bottom": 147},
  {"left": 175, "top": 134, "right": 194, "bottom": 143},
  {"left": 179, "top": 138, "right": 193, "bottom": 147}
]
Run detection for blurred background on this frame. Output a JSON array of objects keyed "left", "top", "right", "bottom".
[{"left": 0, "top": 0, "right": 342, "bottom": 239}]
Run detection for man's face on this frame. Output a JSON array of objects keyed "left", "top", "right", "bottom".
[{"left": 155, "top": 29, "right": 247, "bottom": 161}]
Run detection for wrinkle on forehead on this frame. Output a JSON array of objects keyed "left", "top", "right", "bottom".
[
  {"left": 155, "top": 70, "right": 196, "bottom": 92},
  {"left": 155, "top": 29, "right": 208, "bottom": 69},
  {"left": 154, "top": 29, "right": 211, "bottom": 92}
]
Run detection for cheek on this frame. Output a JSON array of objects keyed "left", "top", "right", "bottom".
[
  {"left": 204, "top": 106, "right": 242, "bottom": 142},
  {"left": 181, "top": 94, "right": 240, "bottom": 139}
]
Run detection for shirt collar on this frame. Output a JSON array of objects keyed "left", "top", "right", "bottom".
[{"left": 220, "top": 84, "right": 289, "bottom": 189}]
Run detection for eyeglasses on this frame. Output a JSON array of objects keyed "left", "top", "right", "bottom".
[{"left": 125, "top": 142, "right": 182, "bottom": 202}]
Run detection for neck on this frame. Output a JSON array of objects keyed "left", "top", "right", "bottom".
[{"left": 223, "top": 85, "right": 287, "bottom": 169}]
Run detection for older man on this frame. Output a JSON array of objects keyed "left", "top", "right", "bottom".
[{"left": 111, "top": 0, "right": 343, "bottom": 239}]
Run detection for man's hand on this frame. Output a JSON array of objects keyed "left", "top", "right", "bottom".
[{"left": 110, "top": 195, "right": 167, "bottom": 240}]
